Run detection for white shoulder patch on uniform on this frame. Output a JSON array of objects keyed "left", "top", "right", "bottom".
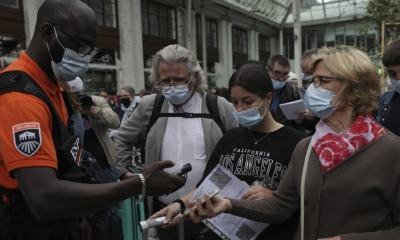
[{"left": 12, "top": 122, "right": 42, "bottom": 157}]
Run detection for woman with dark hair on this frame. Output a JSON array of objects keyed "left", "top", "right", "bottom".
[{"left": 152, "top": 63, "right": 305, "bottom": 239}]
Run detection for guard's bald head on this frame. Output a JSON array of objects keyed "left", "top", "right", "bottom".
[
  {"left": 35, "top": 0, "right": 97, "bottom": 38},
  {"left": 26, "top": 0, "right": 98, "bottom": 79}
]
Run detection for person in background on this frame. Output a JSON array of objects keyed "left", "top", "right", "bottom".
[
  {"left": 266, "top": 55, "right": 310, "bottom": 132},
  {"left": 139, "top": 88, "right": 148, "bottom": 98},
  {"left": 0, "top": 58, "right": 6, "bottom": 71},
  {"left": 0, "top": 1, "right": 186, "bottom": 239},
  {"left": 118, "top": 85, "right": 138, "bottom": 123},
  {"left": 154, "top": 63, "right": 305, "bottom": 240},
  {"left": 300, "top": 48, "right": 320, "bottom": 135},
  {"left": 72, "top": 82, "right": 124, "bottom": 240},
  {"left": 189, "top": 45, "right": 400, "bottom": 240},
  {"left": 376, "top": 39, "right": 400, "bottom": 136},
  {"left": 301, "top": 48, "right": 319, "bottom": 89},
  {"left": 210, "top": 86, "right": 219, "bottom": 95},
  {"left": 114, "top": 44, "right": 238, "bottom": 240},
  {"left": 216, "top": 87, "right": 231, "bottom": 102},
  {"left": 99, "top": 90, "right": 108, "bottom": 99},
  {"left": 61, "top": 77, "right": 85, "bottom": 144}
]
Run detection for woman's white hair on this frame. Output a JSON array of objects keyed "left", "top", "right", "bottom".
[{"left": 150, "top": 44, "right": 205, "bottom": 91}]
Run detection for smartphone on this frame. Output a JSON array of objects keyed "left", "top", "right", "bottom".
[
  {"left": 183, "top": 188, "right": 220, "bottom": 216},
  {"left": 173, "top": 163, "right": 192, "bottom": 177}
]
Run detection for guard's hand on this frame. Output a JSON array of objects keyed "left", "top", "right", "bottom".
[
  {"left": 121, "top": 171, "right": 136, "bottom": 180},
  {"left": 143, "top": 161, "right": 186, "bottom": 196},
  {"left": 149, "top": 202, "right": 182, "bottom": 228},
  {"left": 241, "top": 186, "right": 273, "bottom": 200}
]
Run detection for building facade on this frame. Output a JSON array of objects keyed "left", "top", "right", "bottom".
[{"left": 0, "top": 0, "right": 378, "bottom": 95}]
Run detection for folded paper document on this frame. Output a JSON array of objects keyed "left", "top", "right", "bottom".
[{"left": 279, "top": 99, "right": 306, "bottom": 120}]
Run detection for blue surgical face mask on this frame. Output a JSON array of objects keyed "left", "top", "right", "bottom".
[
  {"left": 271, "top": 79, "right": 286, "bottom": 90},
  {"left": 47, "top": 28, "right": 90, "bottom": 81},
  {"left": 161, "top": 77, "right": 193, "bottom": 105},
  {"left": 304, "top": 84, "right": 339, "bottom": 119},
  {"left": 233, "top": 100, "right": 267, "bottom": 127},
  {"left": 390, "top": 78, "right": 400, "bottom": 94}
]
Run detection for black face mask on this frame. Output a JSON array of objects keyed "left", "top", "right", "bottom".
[{"left": 120, "top": 97, "right": 131, "bottom": 108}]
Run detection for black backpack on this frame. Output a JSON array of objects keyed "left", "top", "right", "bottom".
[
  {"left": 137, "top": 93, "right": 225, "bottom": 165},
  {"left": 0, "top": 70, "right": 106, "bottom": 183}
]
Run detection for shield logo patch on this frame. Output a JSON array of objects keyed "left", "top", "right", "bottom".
[{"left": 13, "top": 122, "right": 42, "bottom": 157}]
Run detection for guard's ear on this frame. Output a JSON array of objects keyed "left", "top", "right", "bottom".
[{"left": 41, "top": 23, "right": 54, "bottom": 42}]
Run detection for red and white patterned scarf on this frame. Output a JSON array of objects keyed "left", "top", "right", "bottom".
[{"left": 311, "top": 114, "right": 386, "bottom": 171}]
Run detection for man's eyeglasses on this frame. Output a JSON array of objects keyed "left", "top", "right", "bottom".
[
  {"left": 267, "top": 67, "right": 290, "bottom": 80},
  {"left": 153, "top": 75, "right": 192, "bottom": 90},
  {"left": 311, "top": 75, "right": 336, "bottom": 88},
  {"left": 53, "top": 25, "right": 98, "bottom": 57}
]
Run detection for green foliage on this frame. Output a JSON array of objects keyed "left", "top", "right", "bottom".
[{"left": 366, "top": 0, "right": 400, "bottom": 25}]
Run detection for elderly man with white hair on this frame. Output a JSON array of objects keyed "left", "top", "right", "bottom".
[{"left": 114, "top": 44, "right": 237, "bottom": 239}]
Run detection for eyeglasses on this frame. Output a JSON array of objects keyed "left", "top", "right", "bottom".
[
  {"left": 311, "top": 75, "right": 336, "bottom": 88},
  {"left": 53, "top": 25, "right": 98, "bottom": 57},
  {"left": 267, "top": 67, "right": 290, "bottom": 80},
  {"left": 153, "top": 75, "right": 192, "bottom": 90}
]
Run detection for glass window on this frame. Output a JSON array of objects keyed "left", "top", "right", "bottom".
[
  {"left": 0, "top": 0, "right": 18, "bottom": 8},
  {"left": 142, "top": 1, "right": 176, "bottom": 40},
  {"left": 283, "top": 32, "right": 294, "bottom": 59},
  {"left": 259, "top": 35, "right": 270, "bottom": 53},
  {"left": 196, "top": 17, "right": 218, "bottom": 49},
  {"left": 104, "top": 0, "right": 116, "bottom": 27},
  {"left": 82, "top": 0, "right": 117, "bottom": 28},
  {"left": 141, "top": 2, "right": 149, "bottom": 34},
  {"left": 316, "top": 30, "right": 325, "bottom": 48},
  {"left": 232, "top": 27, "right": 247, "bottom": 54}
]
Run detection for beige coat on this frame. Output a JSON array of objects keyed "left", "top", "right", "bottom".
[{"left": 88, "top": 95, "right": 120, "bottom": 166}]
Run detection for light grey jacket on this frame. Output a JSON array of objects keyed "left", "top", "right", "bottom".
[
  {"left": 87, "top": 95, "right": 120, "bottom": 166},
  {"left": 229, "top": 133, "right": 400, "bottom": 240},
  {"left": 114, "top": 92, "right": 237, "bottom": 178}
]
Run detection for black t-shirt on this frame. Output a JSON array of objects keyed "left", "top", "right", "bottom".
[
  {"left": 199, "top": 126, "right": 306, "bottom": 240},
  {"left": 384, "top": 93, "right": 400, "bottom": 137}
]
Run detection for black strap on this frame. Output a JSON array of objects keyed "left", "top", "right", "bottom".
[
  {"left": 0, "top": 70, "right": 76, "bottom": 176},
  {"left": 205, "top": 93, "right": 225, "bottom": 134},
  {"left": 146, "top": 93, "right": 165, "bottom": 135},
  {"left": 146, "top": 93, "right": 224, "bottom": 135}
]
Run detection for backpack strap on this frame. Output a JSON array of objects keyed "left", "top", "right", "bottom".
[
  {"left": 146, "top": 93, "right": 225, "bottom": 134},
  {"left": 146, "top": 94, "right": 165, "bottom": 135},
  {"left": 205, "top": 93, "right": 225, "bottom": 134}
]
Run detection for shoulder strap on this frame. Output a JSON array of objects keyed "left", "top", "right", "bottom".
[
  {"left": 145, "top": 93, "right": 225, "bottom": 135},
  {"left": 300, "top": 141, "right": 313, "bottom": 240},
  {"left": 205, "top": 93, "right": 225, "bottom": 134},
  {"left": 0, "top": 70, "right": 76, "bottom": 173},
  {"left": 146, "top": 94, "right": 165, "bottom": 135},
  {"left": 0, "top": 71, "right": 54, "bottom": 109}
]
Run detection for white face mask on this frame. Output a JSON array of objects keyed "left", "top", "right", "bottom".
[
  {"left": 271, "top": 79, "right": 286, "bottom": 90},
  {"left": 232, "top": 100, "right": 267, "bottom": 127},
  {"left": 390, "top": 78, "right": 400, "bottom": 94},
  {"left": 47, "top": 27, "right": 91, "bottom": 81},
  {"left": 161, "top": 77, "right": 193, "bottom": 105},
  {"left": 304, "top": 84, "right": 339, "bottom": 119}
]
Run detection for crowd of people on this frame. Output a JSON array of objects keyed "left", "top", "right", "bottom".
[{"left": 1, "top": 1, "right": 400, "bottom": 240}]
